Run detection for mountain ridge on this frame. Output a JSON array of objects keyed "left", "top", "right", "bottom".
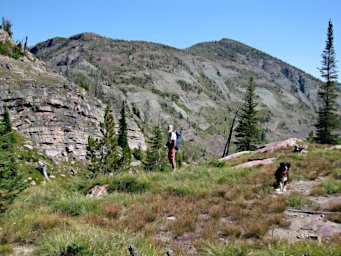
[{"left": 30, "top": 31, "right": 341, "bottom": 157}]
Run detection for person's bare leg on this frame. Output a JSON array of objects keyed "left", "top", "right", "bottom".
[{"left": 172, "top": 158, "right": 176, "bottom": 172}]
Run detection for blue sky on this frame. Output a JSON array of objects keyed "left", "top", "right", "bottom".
[{"left": 2, "top": 0, "right": 340, "bottom": 80}]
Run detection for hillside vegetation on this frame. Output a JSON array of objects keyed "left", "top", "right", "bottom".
[
  {"left": 1, "top": 141, "right": 340, "bottom": 255},
  {"left": 31, "top": 33, "right": 341, "bottom": 157}
]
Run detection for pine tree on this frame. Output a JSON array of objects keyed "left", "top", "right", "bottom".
[
  {"left": 0, "top": 108, "right": 27, "bottom": 212},
  {"left": 3, "top": 106, "right": 12, "bottom": 134},
  {"left": 315, "top": 20, "right": 339, "bottom": 144},
  {"left": 118, "top": 101, "right": 131, "bottom": 170},
  {"left": 118, "top": 101, "right": 129, "bottom": 148},
  {"left": 86, "top": 105, "right": 119, "bottom": 176},
  {"left": 234, "top": 77, "right": 260, "bottom": 151},
  {"left": 1, "top": 17, "right": 13, "bottom": 38},
  {"left": 144, "top": 125, "right": 167, "bottom": 171}
]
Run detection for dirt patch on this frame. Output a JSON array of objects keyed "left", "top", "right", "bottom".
[
  {"left": 12, "top": 245, "right": 34, "bottom": 256},
  {"left": 268, "top": 179, "right": 341, "bottom": 242}
]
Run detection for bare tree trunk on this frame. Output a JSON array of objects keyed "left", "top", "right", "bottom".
[
  {"left": 222, "top": 106, "right": 240, "bottom": 157},
  {"left": 24, "top": 36, "right": 28, "bottom": 54}
]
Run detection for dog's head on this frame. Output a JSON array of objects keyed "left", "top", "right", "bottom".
[
  {"left": 280, "top": 162, "right": 290, "bottom": 168},
  {"left": 279, "top": 162, "right": 290, "bottom": 173}
]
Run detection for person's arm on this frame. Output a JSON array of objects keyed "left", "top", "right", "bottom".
[{"left": 172, "top": 138, "right": 176, "bottom": 150}]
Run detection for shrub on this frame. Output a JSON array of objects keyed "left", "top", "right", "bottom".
[
  {"left": 80, "top": 82, "right": 89, "bottom": 92},
  {"left": 209, "top": 159, "right": 226, "bottom": 168},
  {"left": 34, "top": 225, "right": 161, "bottom": 255},
  {"left": 132, "top": 147, "right": 143, "bottom": 161},
  {"left": 0, "top": 40, "right": 23, "bottom": 59},
  {"left": 52, "top": 194, "right": 100, "bottom": 216},
  {"left": 164, "top": 184, "right": 194, "bottom": 196},
  {"left": 204, "top": 243, "right": 250, "bottom": 256},
  {"left": 60, "top": 240, "right": 90, "bottom": 256},
  {"left": 0, "top": 245, "right": 13, "bottom": 255},
  {"left": 332, "top": 168, "right": 341, "bottom": 179},
  {"left": 286, "top": 193, "right": 308, "bottom": 208},
  {"left": 322, "top": 179, "right": 341, "bottom": 194},
  {"left": 0, "top": 209, "right": 66, "bottom": 244},
  {"left": 107, "top": 176, "right": 150, "bottom": 193}
]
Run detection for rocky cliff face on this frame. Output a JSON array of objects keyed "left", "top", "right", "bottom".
[
  {"left": 0, "top": 30, "right": 146, "bottom": 160},
  {"left": 30, "top": 32, "right": 341, "bottom": 157}
]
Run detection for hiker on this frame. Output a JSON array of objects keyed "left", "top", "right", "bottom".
[{"left": 167, "top": 125, "right": 177, "bottom": 172}]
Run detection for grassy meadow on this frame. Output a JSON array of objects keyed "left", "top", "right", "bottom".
[{"left": 0, "top": 143, "right": 341, "bottom": 255}]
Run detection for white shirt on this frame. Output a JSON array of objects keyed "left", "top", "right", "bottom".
[{"left": 170, "top": 131, "right": 176, "bottom": 141}]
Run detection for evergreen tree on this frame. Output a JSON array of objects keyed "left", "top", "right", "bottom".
[
  {"left": 144, "top": 125, "right": 167, "bottom": 171},
  {"left": 234, "top": 77, "right": 260, "bottom": 151},
  {"left": 86, "top": 105, "right": 119, "bottom": 176},
  {"left": 118, "top": 101, "right": 131, "bottom": 170},
  {"left": 315, "top": 20, "right": 339, "bottom": 144},
  {"left": 1, "top": 17, "right": 13, "bottom": 38},
  {"left": 3, "top": 106, "right": 12, "bottom": 134},
  {"left": 118, "top": 101, "right": 129, "bottom": 148},
  {"left": 0, "top": 108, "right": 27, "bottom": 212}
]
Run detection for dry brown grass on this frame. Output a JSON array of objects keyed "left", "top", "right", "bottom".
[
  {"left": 201, "top": 220, "right": 219, "bottom": 241},
  {"left": 294, "top": 152, "right": 341, "bottom": 179},
  {"left": 264, "top": 196, "right": 287, "bottom": 213},
  {"left": 170, "top": 242, "right": 191, "bottom": 256},
  {"left": 225, "top": 204, "right": 244, "bottom": 221},
  {"left": 208, "top": 205, "right": 225, "bottom": 219},
  {"left": 326, "top": 214, "right": 341, "bottom": 224},
  {"left": 243, "top": 166, "right": 277, "bottom": 187},
  {"left": 168, "top": 203, "right": 199, "bottom": 237},
  {"left": 122, "top": 203, "right": 159, "bottom": 231},
  {"left": 220, "top": 221, "right": 242, "bottom": 238},
  {"left": 80, "top": 213, "right": 113, "bottom": 227},
  {"left": 267, "top": 214, "right": 290, "bottom": 228},
  {"left": 310, "top": 186, "right": 324, "bottom": 196},
  {"left": 325, "top": 202, "right": 341, "bottom": 224},
  {"left": 31, "top": 214, "right": 64, "bottom": 231},
  {"left": 99, "top": 202, "right": 123, "bottom": 219},
  {"left": 325, "top": 202, "right": 341, "bottom": 212},
  {"left": 242, "top": 218, "right": 271, "bottom": 239}
]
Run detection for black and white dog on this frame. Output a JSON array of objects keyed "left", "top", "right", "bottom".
[{"left": 275, "top": 162, "right": 291, "bottom": 192}]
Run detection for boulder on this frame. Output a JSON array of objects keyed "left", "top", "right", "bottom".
[
  {"left": 219, "top": 151, "right": 250, "bottom": 162},
  {"left": 252, "top": 138, "right": 302, "bottom": 154},
  {"left": 233, "top": 157, "right": 276, "bottom": 169},
  {"left": 87, "top": 185, "right": 109, "bottom": 198}
]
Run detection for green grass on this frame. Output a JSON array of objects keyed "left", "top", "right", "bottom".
[
  {"left": 332, "top": 168, "right": 341, "bottom": 179},
  {"left": 321, "top": 179, "right": 341, "bottom": 194},
  {"left": 33, "top": 224, "right": 161, "bottom": 256},
  {"left": 204, "top": 241, "right": 341, "bottom": 256},
  {"left": 0, "top": 244, "right": 13, "bottom": 255},
  {"left": 2, "top": 142, "right": 341, "bottom": 254},
  {"left": 286, "top": 193, "right": 309, "bottom": 208},
  {"left": 52, "top": 194, "right": 101, "bottom": 216}
]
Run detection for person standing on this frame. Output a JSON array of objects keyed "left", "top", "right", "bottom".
[{"left": 167, "top": 125, "right": 177, "bottom": 172}]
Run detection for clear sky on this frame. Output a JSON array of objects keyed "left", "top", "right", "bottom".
[{"left": 2, "top": 0, "right": 340, "bottom": 80}]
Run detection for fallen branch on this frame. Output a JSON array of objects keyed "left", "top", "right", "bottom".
[
  {"left": 287, "top": 208, "right": 341, "bottom": 215},
  {"left": 247, "top": 157, "right": 273, "bottom": 162}
]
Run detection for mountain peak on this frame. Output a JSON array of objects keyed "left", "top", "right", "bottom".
[{"left": 69, "top": 32, "right": 103, "bottom": 41}]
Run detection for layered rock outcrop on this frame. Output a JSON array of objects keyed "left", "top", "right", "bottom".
[{"left": 0, "top": 30, "right": 146, "bottom": 159}]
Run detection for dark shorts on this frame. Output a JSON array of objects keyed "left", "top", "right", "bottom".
[{"left": 168, "top": 149, "right": 176, "bottom": 160}]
